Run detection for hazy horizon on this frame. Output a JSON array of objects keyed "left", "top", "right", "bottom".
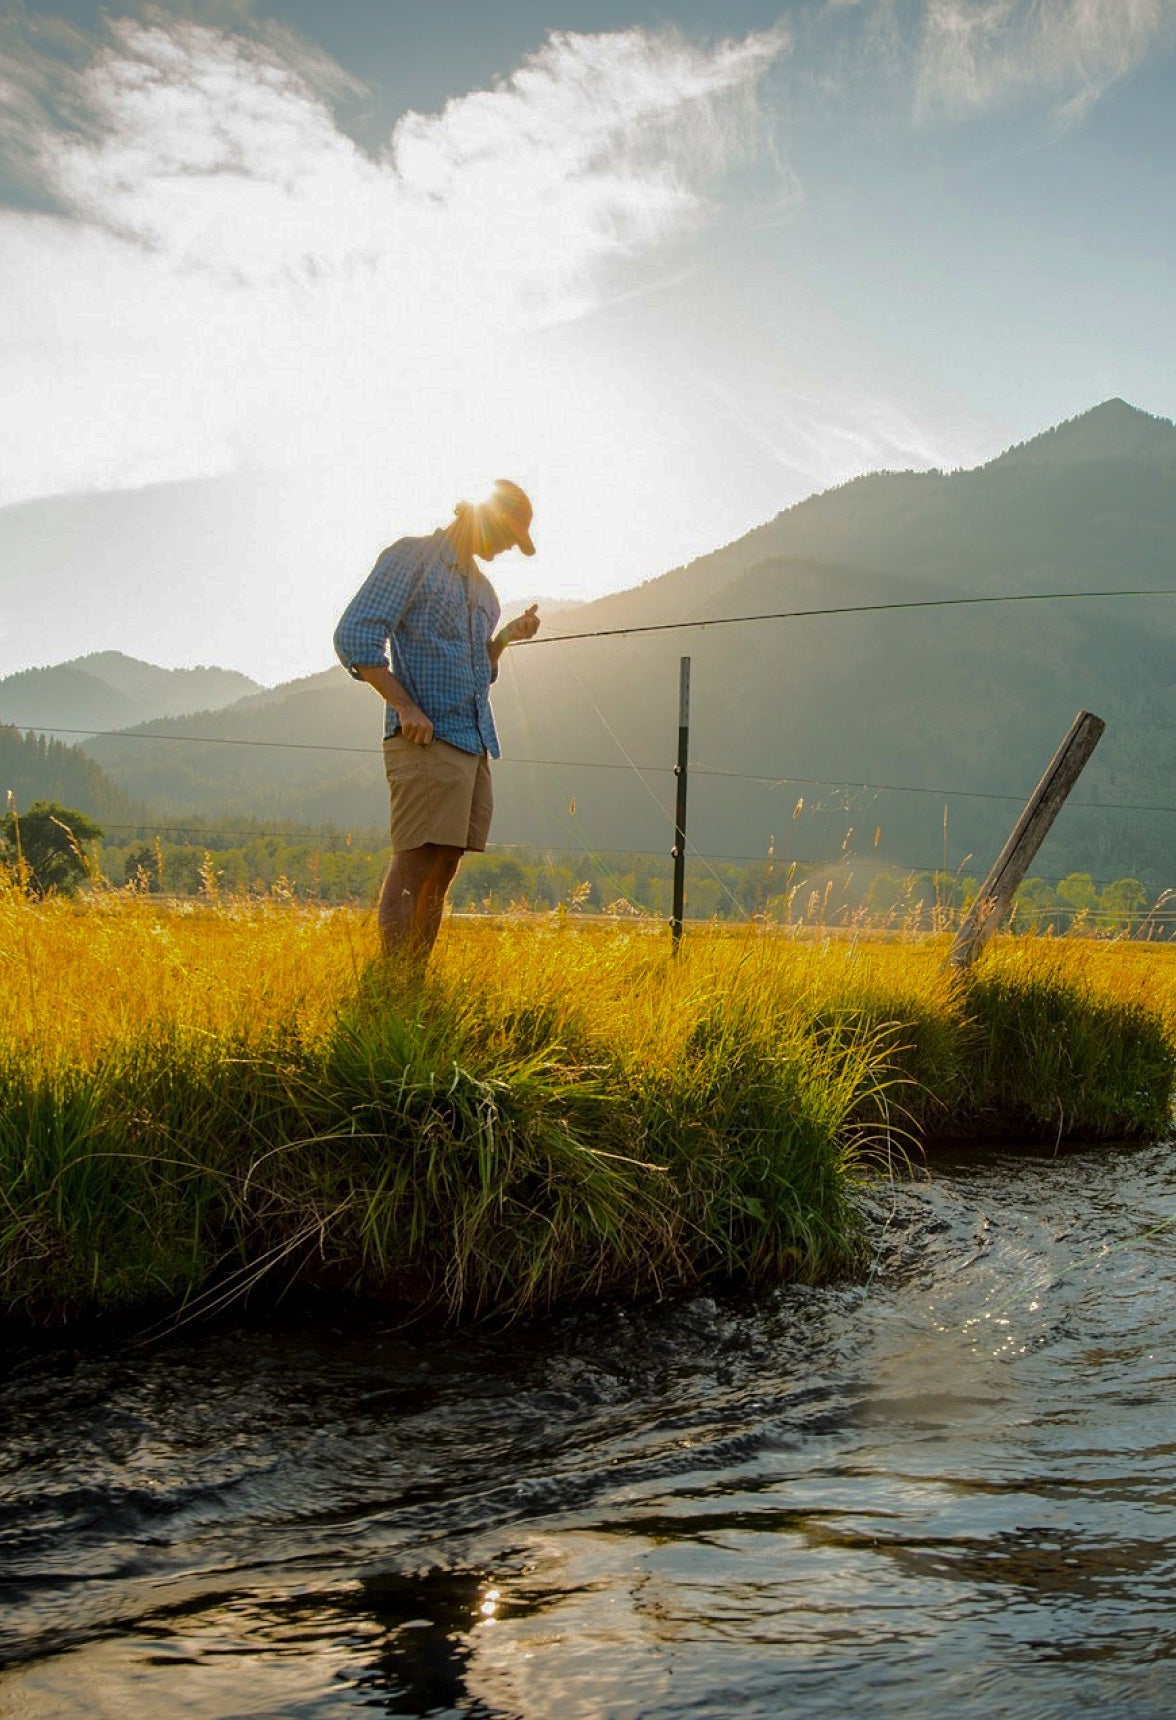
[{"left": 2, "top": 394, "right": 1174, "bottom": 689}]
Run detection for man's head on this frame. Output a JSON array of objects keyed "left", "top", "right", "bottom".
[
  {"left": 455, "top": 479, "right": 534, "bottom": 561},
  {"left": 486, "top": 479, "right": 535, "bottom": 557},
  {"left": 449, "top": 479, "right": 536, "bottom": 564}
]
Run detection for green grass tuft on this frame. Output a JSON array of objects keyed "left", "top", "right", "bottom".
[{"left": 1, "top": 904, "right": 1173, "bottom": 1329}]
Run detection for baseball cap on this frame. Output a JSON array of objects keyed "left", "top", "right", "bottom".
[{"left": 491, "top": 478, "right": 536, "bottom": 556}]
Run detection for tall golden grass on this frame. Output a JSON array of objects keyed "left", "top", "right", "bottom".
[{"left": 2, "top": 885, "right": 1174, "bottom": 1328}]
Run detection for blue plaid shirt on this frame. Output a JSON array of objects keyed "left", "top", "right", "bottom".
[{"left": 333, "top": 531, "right": 502, "bottom": 757}]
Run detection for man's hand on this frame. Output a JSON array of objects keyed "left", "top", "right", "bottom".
[
  {"left": 397, "top": 702, "right": 435, "bottom": 745},
  {"left": 501, "top": 603, "right": 541, "bottom": 645},
  {"left": 353, "top": 665, "right": 434, "bottom": 742}
]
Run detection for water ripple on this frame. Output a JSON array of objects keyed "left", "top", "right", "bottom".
[{"left": 2, "top": 1140, "right": 1176, "bottom": 1716}]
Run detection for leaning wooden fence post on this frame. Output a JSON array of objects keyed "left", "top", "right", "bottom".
[
  {"left": 670, "top": 656, "right": 691, "bottom": 953},
  {"left": 946, "top": 709, "right": 1106, "bottom": 971}
]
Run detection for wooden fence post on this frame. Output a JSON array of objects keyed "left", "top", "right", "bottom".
[
  {"left": 946, "top": 709, "right": 1106, "bottom": 971},
  {"left": 671, "top": 656, "right": 691, "bottom": 952}
]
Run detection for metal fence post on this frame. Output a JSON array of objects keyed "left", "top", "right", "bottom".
[{"left": 671, "top": 657, "right": 691, "bottom": 952}]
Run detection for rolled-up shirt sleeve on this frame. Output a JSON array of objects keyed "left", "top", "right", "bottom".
[{"left": 333, "top": 539, "right": 421, "bottom": 679}]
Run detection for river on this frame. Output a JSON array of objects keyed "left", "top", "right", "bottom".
[{"left": 3, "top": 1141, "right": 1176, "bottom": 1718}]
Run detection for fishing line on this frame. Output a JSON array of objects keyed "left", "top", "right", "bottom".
[
  {"left": 503, "top": 647, "right": 660, "bottom": 915},
  {"left": 502, "top": 647, "right": 567, "bottom": 910},
  {"left": 951, "top": 1207, "right": 1176, "bottom": 1342},
  {"left": 9, "top": 582, "right": 1176, "bottom": 901},
  {"left": 7, "top": 725, "right": 380, "bottom": 753},
  {"left": 11, "top": 727, "right": 1176, "bottom": 818},
  {"left": 857, "top": 1180, "right": 906, "bottom": 1309},
  {"left": 851, "top": 1156, "right": 1176, "bottom": 1328},
  {"left": 563, "top": 638, "right": 758, "bottom": 922},
  {"left": 528, "top": 586, "right": 1176, "bottom": 647},
  {"left": 550, "top": 635, "right": 753, "bottom": 924},
  {"left": 689, "top": 764, "right": 1176, "bottom": 818}
]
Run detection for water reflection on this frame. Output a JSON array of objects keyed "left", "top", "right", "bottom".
[
  {"left": 352, "top": 1569, "right": 511, "bottom": 1714},
  {"left": 3, "top": 1142, "right": 1176, "bottom": 1716}
]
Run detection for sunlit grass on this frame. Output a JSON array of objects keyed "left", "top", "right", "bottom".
[{"left": 1, "top": 886, "right": 1173, "bottom": 1328}]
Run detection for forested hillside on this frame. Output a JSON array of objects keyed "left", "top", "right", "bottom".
[
  {"left": 43, "top": 399, "right": 1176, "bottom": 886},
  {"left": 0, "top": 725, "right": 136, "bottom": 823}
]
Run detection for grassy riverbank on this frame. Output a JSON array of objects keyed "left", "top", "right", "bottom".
[{"left": 2, "top": 893, "right": 1174, "bottom": 1328}]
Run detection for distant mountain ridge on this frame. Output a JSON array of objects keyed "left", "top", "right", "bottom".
[
  {"left": 13, "top": 398, "right": 1176, "bottom": 885},
  {"left": 615, "top": 397, "right": 1176, "bottom": 617},
  {"left": 0, "top": 652, "right": 261, "bottom": 735}
]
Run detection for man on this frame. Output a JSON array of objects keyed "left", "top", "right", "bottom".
[{"left": 334, "top": 479, "right": 541, "bottom": 965}]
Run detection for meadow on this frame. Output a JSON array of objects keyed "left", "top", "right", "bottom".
[{"left": 2, "top": 886, "right": 1174, "bottom": 1330}]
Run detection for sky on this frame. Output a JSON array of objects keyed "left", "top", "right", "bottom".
[{"left": 1, "top": 0, "right": 1174, "bottom": 680}]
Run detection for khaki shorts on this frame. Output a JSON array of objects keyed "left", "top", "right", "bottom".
[{"left": 382, "top": 736, "right": 493, "bottom": 853}]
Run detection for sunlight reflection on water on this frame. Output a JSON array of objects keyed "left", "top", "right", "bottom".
[{"left": 3, "top": 1141, "right": 1176, "bottom": 1718}]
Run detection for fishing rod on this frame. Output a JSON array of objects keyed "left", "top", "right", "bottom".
[{"left": 529, "top": 587, "right": 1176, "bottom": 646}]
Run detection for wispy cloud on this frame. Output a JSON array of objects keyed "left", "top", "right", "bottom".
[
  {"left": 0, "top": 14, "right": 788, "bottom": 505},
  {"left": 913, "top": 0, "right": 1176, "bottom": 125}
]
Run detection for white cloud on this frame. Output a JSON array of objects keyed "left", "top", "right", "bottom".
[
  {"left": 0, "top": 15, "right": 789, "bottom": 510},
  {"left": 914, "top": 0, "right": 1176, "bottom": 124}
]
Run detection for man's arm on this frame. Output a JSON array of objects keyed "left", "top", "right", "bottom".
[
  {"left": 334, "top": 540, "right": 435, "bottom": 740},
  {"left": 353, "top": 664, "right": 434, "bottom": 745},
  {"left": 489, "top": 603, "right": 541, "bottom": 673}
]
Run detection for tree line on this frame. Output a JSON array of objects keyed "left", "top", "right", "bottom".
[{"left": 2, "top": 799, "right": 1169, "bottom": 935}]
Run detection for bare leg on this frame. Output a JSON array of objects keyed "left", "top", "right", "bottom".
[
  {"left": 418, "top": 845, "right": 464, "bottom": 957},
  {"left": 377, "top": 846, "right": 434, "bottom": 960},
  {"left": 377, "top": 843, "right": 464, "bottom": 965}
]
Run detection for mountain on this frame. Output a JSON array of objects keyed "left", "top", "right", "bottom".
[
  {"left": 64, "top": 399, "right": 1176, "bottom": 883},
  {"left": 987, "top": 397, "right": 1173, "bottom": 470},
  {"left": 0, "top": 652, "right": 260, "bottom": 734}
]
